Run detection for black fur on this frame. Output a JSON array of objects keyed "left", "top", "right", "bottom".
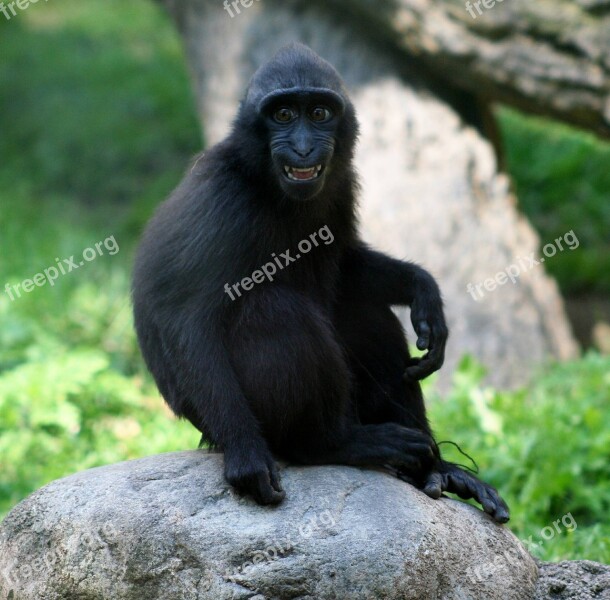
[{"left": 132, "top": 43, "right": 509, "bottom": 522}]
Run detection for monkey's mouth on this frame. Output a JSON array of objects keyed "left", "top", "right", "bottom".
[{"left": 283, "top": 165, "right": 323, "bottom": 182}]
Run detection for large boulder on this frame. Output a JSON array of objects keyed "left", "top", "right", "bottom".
[{"left": 0, "top": 451, "right": 538, "bottom": 600}]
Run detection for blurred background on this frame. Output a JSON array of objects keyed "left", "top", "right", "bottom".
[{"left": 0, "top": 0, "right": 608, "bottom": 562}]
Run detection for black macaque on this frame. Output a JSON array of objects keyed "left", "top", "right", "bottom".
[{"left": 132, "top": 43, "right": 509, "bottom": 523}]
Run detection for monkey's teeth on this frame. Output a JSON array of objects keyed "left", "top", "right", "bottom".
[{"left": 284, "top": 165, "right": 323, "bottom": 181}]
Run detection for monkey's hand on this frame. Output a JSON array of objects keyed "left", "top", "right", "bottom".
[
  {"left": 224, "top": 445, "right": 285, "bottom": 505},
  {"left": 404, "top": 283, "right": 448, "bottom": 381},
  {"left": 421, "top": 461, "right": 510, "bottom": 523}
]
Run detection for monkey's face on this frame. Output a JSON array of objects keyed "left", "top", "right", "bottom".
[{"left": 260, "top": 90, "right": 345, "bottom": 201}]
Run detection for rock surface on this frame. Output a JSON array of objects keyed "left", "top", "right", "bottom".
[
  {"left": 0, "top": 451, "right": 539, "bottom": 600},
  {"left": 535, "top": 560, "right": 610, "bottom": 599}
]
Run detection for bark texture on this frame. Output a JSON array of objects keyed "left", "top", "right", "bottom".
[
  {"left": 390, "top": 0, "right": 610, "bottom": 137},
  {"left": 157, "top": 0, "right": 583, "bottom": 388}
]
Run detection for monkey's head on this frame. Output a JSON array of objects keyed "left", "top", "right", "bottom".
[{"left": 235, "top": 43, "right": 359, "bottom": 202}]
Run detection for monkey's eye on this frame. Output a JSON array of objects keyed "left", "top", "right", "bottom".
[
  {"left": 309, "top": 107, "right": 332, "bottom": 122},
  {"left": 273, "top": 107, "right": 296, "bottom": 123}
]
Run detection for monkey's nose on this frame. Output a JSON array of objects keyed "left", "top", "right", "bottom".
[{"left": 293, "top": 146, "right": 314, "bottom": 158}]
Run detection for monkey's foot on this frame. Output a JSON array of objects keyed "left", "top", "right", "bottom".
[{"left": 421, "top": 461, "right": 509, "bottom": 523}]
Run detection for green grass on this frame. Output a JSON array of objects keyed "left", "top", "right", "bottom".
[
  {"left": 0, "top": 0, "right": 200, "bottom": 230},
  {"left": 0, "top": 0, "right": 201, "bottom": 518},
  {"left": 0, "top": 0, "right": 608, "bottom": 567}
]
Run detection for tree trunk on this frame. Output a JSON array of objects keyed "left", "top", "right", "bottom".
[{"left": 157, "top": 0, "right": 582, "bottom": 389}]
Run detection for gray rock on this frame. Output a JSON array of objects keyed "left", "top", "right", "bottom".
[
  {"left": 535, "top": 560, "right": 610, "bottom": 599},
  {"left": 0, "top": 451, "right": 537, "bottom": 599}
]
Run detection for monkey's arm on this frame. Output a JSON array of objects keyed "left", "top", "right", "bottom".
[{"left": 338, "top": 243, "right": 448, "bottom": 380}]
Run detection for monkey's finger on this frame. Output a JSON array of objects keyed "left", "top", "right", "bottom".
[
  {"left": 415, "top": 331, "right": 446, "bottom": 377},
  {"left": 474, "top": 486, "right": 499, "bottom": 518},
  {"left": 403, "top": 357, "right": 423, "bottom": 379},
  {"left": 404, "top": 327, "right": 446, "bottom": 380},
  {"left": 484, "top": 487, "right": 510, "bottom": 523},
  {"left": 423, "top": 471, "right": 443, "bottom": 499},
  {"left": 268, "top": 463, "right": 284, "bottom": 494},
  {"left": 254, "top": 473, "right": 286, "bottom": 505},
  {"left": 428, "top": 326, "right": 447, "bottom": 361},
  {"left": 259, "top": 489, "right": 286, "bottom": 505},
  {"left": 446, "top": 469, "right": 474, "bottom": 500},
  {"left": 426, "top": 322, "right": 448, "bottom": 364},
  {"left": 415, "top": 321, "right": 431, "bottom": 351},
  {"left": 403, "top": 354, "right": 438, "bottom": 381},
  {"left": 441, "top": 463, "right": 510, "bottom": 523},
  {"left": 493, "top": 499, "right": 510, "bottom": 524},
  {"left": 449, "top": 471, "right": 509, "bottom": 523}
]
